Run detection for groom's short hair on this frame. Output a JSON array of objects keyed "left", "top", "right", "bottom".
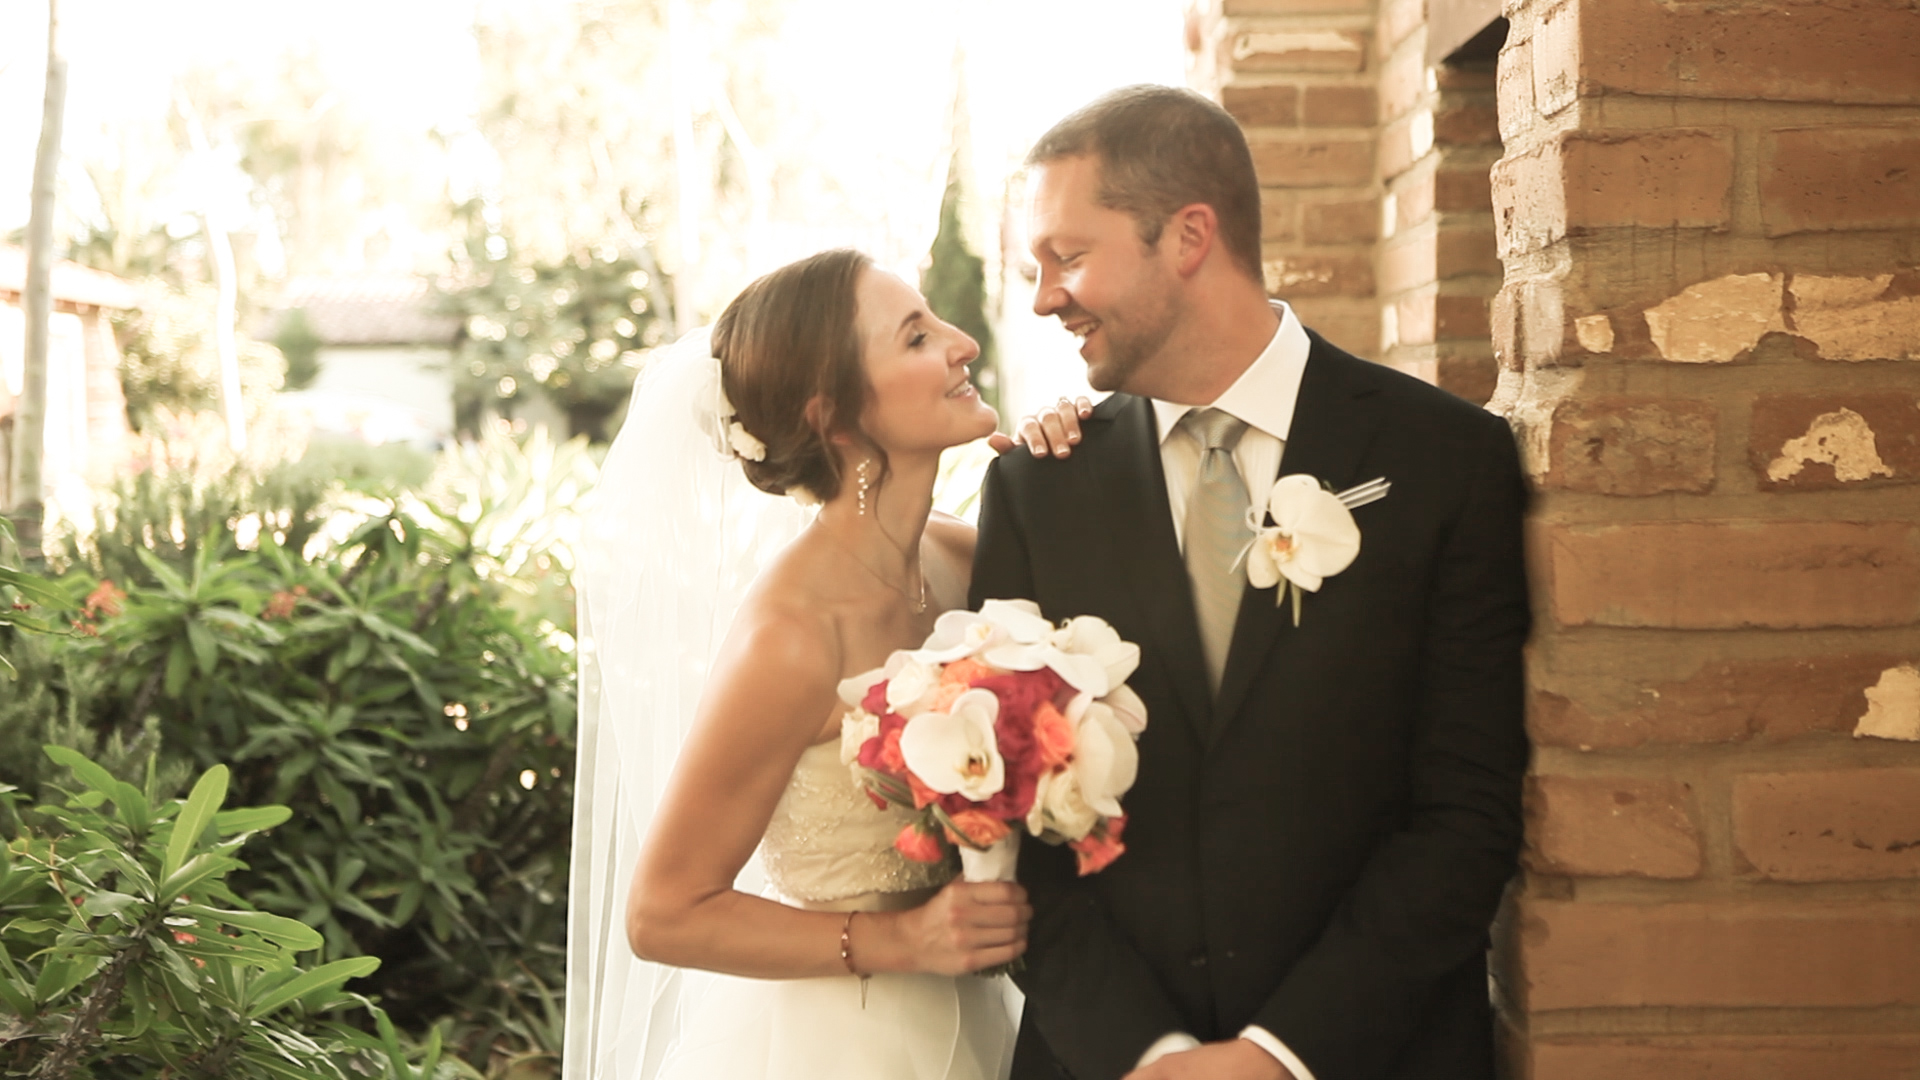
[{"left": 1027, "top": 85, "right": 1264, "bottom": 283}]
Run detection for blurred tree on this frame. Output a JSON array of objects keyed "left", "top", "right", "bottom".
[
  {"left": 921, "top": 155, "right": 1000, "bottom": 417},
  {"left": 438, "top": 202, "right": 673, "bottom": 443},
  {"left": 272, "top": 307, "right": 323, "bottom": 391}
]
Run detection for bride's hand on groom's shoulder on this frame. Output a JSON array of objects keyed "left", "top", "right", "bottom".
[
  {"left": 988, "top": 396, "right": 1095, "bottom": 459},
  {"left": 879, "top": 880, "right": 1032, "bottom": 976},
  {"left": 1123, "top": 1039, "right": 1294, "bottom": 1080}
]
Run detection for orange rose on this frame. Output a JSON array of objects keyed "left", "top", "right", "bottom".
[
  {"left": 940, "top": 658, "right": 997, "bottom": 686},
  {"left": 1070, "top": 816, "right": 1127, "bottom": 876},
  {"left": 1032, "top": 702, "right": 1075, "bottom": 768},
  {"left": 942, "top": 809, "right": 1012, "bottom": 849},
  {"left": 894, "top": 822, "right": 946, "bottom": 863},
  {"left": 927, "top": 681, "right": 970, "bottom": 713},
  {"left": 880, "top": 726, "right": 907, "bottom": 773}
]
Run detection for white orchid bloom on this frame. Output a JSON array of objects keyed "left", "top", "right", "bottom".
[
  {"left": 912, "top": 609, "right": 1009, "bottom": 664},
  {"left": 1066, "top": 695, "right": 1140, "bottom": 817},
  {"left": 899, "top": 689, "right": 1005, "bottom": 801},
  {"left": 1246, "top": 474, "right": 1362, "bottom": 595},
  {"left": 884, "top": 654, "right": 942, "bottom": 716},
  {"left": 840, "top": 709, "right": 880, "bottom": 766},
  {"left": 1051, "top": 616, "right": 1141, "bottom": 688},
  {"left": 836, "top": 665, "right": 887, "bottom": 709},
  {"left": 979, "top": 598, "right": 1052, "bottom": 641},
  {"left": 1094, "top": 684, "right": 1149, "bottom": 736}
]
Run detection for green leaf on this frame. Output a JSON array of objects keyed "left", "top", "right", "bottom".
[
  {"left": 213, "top": 805, "right": 293, "bottom": 835},
  {"left": 0, "top": 566, "right": 69, "bottom": 606},
  {"left": 162, "top": 764, "right": 230, "bottom": 885},
  {"left": 245, "top": 955, "right": 380, "bottom": 1019},
  {"left": 179, "top": 904, "right": 324, "bottom": 951},
  {"left": 164, "top": 639, "right": 191, "bottom": 697},
  {"left": 135, "top": 546, "right": 191, "bottom": 597},
  {"left": 156, "top": 852, "right": 242, "bottom": 905},
  {"left": 80, "top": 890, "right": 144, "bottom": 920},
  {"left": 186, "top": 619, "right": 219, "bottom": 675}
]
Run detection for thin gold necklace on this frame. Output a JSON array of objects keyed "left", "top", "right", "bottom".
[{"left": 821, "top": 527, "right": 927, "bottom": 614}]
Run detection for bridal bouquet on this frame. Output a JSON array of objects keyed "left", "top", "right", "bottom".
[{"left": 839, "top": 599, "right": 1147, "bottom": 883}]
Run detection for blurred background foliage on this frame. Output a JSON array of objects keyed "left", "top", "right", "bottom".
[{"left": 1, "top": 427, "right": 593, "bottom": 1077}]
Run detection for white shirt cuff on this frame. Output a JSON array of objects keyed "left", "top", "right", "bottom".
[
  {"left": 1239, "top": 1025, "right": 1317, "bottom": 1080},
  {"left": 1136, "top": 1031, "right": 1202, "bottom": 1067}
]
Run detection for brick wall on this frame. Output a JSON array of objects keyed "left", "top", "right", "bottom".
[
  {"left": 1488, "top": 0, "right": 1920, "bottom": 1075},
  {"left": 1191, "top": 0, "right": 1920, "bottom": 1074}
]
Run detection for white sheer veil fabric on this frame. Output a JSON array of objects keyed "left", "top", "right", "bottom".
[{"left": 563, "top": 328, "right": 813, "bottom": 1080}]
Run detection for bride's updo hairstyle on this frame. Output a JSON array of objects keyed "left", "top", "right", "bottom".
[{"left": 711, "top": 248, "right": 874, "bottom": 503}]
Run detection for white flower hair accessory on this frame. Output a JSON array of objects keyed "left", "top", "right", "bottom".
[{"left": 692, "top": 352, "right": 767, "bottom": 462}]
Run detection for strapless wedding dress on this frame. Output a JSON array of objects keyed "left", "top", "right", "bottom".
[{"left": 655, "top": 741, "right": 1018, "bottom": 1080}]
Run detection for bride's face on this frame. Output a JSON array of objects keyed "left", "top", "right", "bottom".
[{"left": 853, "top": 269, "right": 998, "bottom": 455}]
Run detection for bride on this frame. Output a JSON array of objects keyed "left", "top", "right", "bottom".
[{"left": 565, "top": 248, "right": 1088, "bottom": 1080}]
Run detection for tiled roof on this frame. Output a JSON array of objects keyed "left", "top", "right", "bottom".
[
  {"left": 262, "top": 274, "right": 461, "bottom": 347},
  {"left": 0, "top": 246, "right": 140, "bottom": 309}
]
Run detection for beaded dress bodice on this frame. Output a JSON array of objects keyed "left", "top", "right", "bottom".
[{"left": 759, "top": 741, "right": 952, "bottom": 905}]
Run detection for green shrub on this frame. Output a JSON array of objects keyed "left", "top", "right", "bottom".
[{"left": 1, "top": 431, "right": 591, "bottom": 1077}]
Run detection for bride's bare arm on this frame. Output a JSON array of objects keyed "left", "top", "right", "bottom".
[{"left": 624, "top": 602, "right": 1029, "bottom": 979}]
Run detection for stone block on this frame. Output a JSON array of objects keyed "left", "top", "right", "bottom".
[
  {"left": 1733, "top": 769, "right": 1920, "bottom": 882},
  {"left": 1541, "top": 396, "right": 1716, "bottom": 495},
  {"left": 1752, "top": 391, "right": 1920, "bottom": 490},
  {"left": 1525, "top": 775, "right": 1702, "bottom": 879},
  {"left": 1544, "top": 521, "right": 1920, "bottom": 630},
  {"left": 1518, "top": 898, "right": 1920, "bottom": 1011},
  {"left": 1233, "top": 28, "right": 1369, "bottom": 72},
  {"left": 1763, "top": 127, "right": 1920, "bottom": 236},
  {"left": 1530, "top": 0, "right": 1579, "bottom": 117}
]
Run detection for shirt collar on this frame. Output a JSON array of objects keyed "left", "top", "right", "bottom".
[{"left": 1153, "top": 300, "right": 1310, "bottom": 445}]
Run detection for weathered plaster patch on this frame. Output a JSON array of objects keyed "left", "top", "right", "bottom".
[
  {"left": 1644, "top": 273, "right": 1786, "bottom": 363},
  {"left": 1574, "top": 314, "right": 1615, "bottom": 354},
  {"left": 1790, "top": 274, "right": 1920, "bottom": 361},
  {"left": 1766, "top": 408, "right": 1895, "bottom": 483},
  {"left": 1234, "top": 31, "right": 1361, "bottom": 61},
  {"left": 1856, "top": 663, "right": 1920, "bottom": 741}
]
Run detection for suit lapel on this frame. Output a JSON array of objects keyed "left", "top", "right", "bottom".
[
  {"left": 1211, "top": 337, "right": 1385, "bottom": 738},
  {"left": 1085, "top": 395, "right": 1213, "bottom": 741}
]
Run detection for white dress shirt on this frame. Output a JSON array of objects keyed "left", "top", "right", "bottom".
[{"left": 1136, "top": 300, "right": 1319, "bottom": 1080}]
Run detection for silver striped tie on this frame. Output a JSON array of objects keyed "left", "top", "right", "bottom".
[{"left": 1182, "top": 408, "right": 1251, "bottom": 695}]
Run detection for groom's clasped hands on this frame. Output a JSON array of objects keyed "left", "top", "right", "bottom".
[{"left": 1122, "top": 1040, "right": 1295, "bottom": 1080}]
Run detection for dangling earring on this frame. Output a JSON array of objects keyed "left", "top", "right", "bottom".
[{"left": 855, "top": 458, "right": 873, "bottom": 516}]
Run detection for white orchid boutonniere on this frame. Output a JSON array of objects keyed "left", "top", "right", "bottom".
[{"left": 1244, "top": 475, "right": 1387, "bottom": 627}]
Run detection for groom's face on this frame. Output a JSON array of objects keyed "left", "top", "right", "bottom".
[{"left": 1026, "top": 155, "right": 1178, "bottom": 395}]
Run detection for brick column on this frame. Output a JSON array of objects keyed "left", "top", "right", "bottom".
[
  {"left": 1190, "top": 0, "right": 1384, "bottom": 356},
  {"left": 1489, "top": 0, "right": 1920, "bottom": 1075}
]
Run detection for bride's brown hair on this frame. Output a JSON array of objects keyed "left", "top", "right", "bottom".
[{"left": 712, "top": 248, "right": 873, "bottom": 502}]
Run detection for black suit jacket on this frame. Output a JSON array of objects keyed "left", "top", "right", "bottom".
[{"left": 970, "top": 332, "right": 1531, "bottom": 1080}]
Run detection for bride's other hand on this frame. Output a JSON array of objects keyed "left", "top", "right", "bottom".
[
  {"left": 987, "top": 396, "right": 1094, "bottom": 459},
  {"left": 871, "top": 880, "right": 1031, "bottom": 976}
]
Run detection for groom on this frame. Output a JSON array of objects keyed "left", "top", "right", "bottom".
[{"left": 971, "top": 86, "right": 1531, "bottom": 1080}]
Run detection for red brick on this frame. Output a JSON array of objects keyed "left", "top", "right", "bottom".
[
  {"left": 1526, "top": 1036, "right": 1920, "bottom": 1080},
  {"left": 1392, "top": 293, "right": 1436, "bottom": 346},
  {"left": 1380, "top": 230, "right": 1436, "bottom": 295},
  {"left": 1733, "top": 769, "right": 1920, "bottom": 882},
  {"left": 1493, "top": 131, "right": 1735, "bottom": 254},
  {"left": 1434, "top": 102, "right": 1499, "bottom": 146},
  {"left": 1231, "top": 28, "right": 1368, "bottom": 73},
  {"left": 1379, "top": 112, "right": 1429, "bottom": 180},
  {"left": 1262, "top": 251, "right": 1374, "bottom": 299},
  {"left": 1583, "top": 0, "right": 1920, "bottom": 106},
  {"left": 1518, "top": 898, "right": 1920, "bottom": 1011},
  {"left": 1761, "top": 127, "right": 1920, "bottom": 236},
  {"left": 1301, "top": 85, "right": 1377, "bottom": 127},
  {"left": 1525, "top": 775, "right": 1702, "bottom": 879},
  {"left": 1435, "top": 352, "right": 1496, "bottom": 406},
  {"left": 1530, "top": 0, "right": 1579, "bottom": 116},
  {"left": 1393, "top": 169, "right": 1436, "bottom": 233},
  {"left": 1434, "top": 294, "right": 1490, "bottom": 340},
  {"left": 1436, "top": 225, "right": 1500, "bottom": 278},
  {"left": 1222, "top": 83, "right": 1299, "bottom": 128},
  {"left": 1260, "top": 200, "right": 1298, "bottom": 244},
  {"left": 1435, "top": 165, "right": 1492, "bottom": 212},
  {"left": 1496, "top": 27, "right": 1535, "bottom": 141},
  {"left": 1285, "top": 299, "right": 1377, "bottom": 356},
  {"left": 1529, "top": 653, "right": 1904, "bottom": 750},
  {"left": 1250, "top": 137, "right": 1375, "bottom": 187},
  {"left": 1542, "top": 396, "right": 1716, "bottom": 496},
  {"left": 1300, "top": 198, "right": 1379, "bottom": 245},
  {"left": 1545, "top": 521, "right": 1920, "bottom": 630},
  {"left": 1379, "top": 34, "right": 1428, "bottom": 120},
  {"left": 1751, "top": 391, "right": 1920, "bottom": 491}
]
